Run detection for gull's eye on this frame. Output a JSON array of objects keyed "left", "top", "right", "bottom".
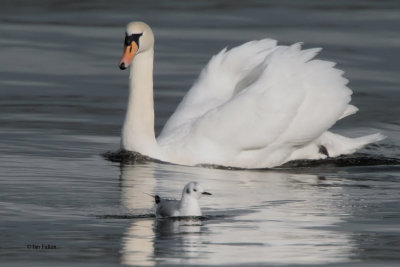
[{"left": 193, "top": 188, "right": 197, "bottom": 192}]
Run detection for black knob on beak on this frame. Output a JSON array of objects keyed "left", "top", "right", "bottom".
[{"left": 119, "top": 62, "right": 126, "bottom": 70}]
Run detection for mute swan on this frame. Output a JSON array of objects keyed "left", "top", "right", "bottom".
[{"left": 117, "top": 21, "right": 384, "bottom": 169}]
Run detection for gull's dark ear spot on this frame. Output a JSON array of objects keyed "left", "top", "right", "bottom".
[{"left": 186, "top": 188, "right": 190, "bottom": 194}]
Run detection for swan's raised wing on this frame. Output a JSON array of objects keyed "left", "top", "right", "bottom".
[
  {"left": 160, "top": 39, "right": 278, "bottom": 135},
  {"left": 159, "top": 43, "right": 354, "bottom": 168}
]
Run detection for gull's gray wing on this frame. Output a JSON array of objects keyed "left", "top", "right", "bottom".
[{"left": 156, "top": 199, "right": 180, "bottom": 217}]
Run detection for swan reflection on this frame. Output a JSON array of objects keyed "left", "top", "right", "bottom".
[
  {"left": 119, "top": 162, "right": 354, "bottom": 265},
  {"left": 120, "top": 219, "right": 154, "bottom": 266}
]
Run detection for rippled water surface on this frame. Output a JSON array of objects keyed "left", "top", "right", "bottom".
[{"left": 1, "top": 0, "right": 400, "bottom": 266}]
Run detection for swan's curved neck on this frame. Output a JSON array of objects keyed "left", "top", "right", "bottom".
[{"left": 121, "top": 49, "right": 158, "bottom": 157}]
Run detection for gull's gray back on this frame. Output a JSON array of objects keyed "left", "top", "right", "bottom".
[{"left": 156, "top": 199, "right": 180, "bottom": 217}]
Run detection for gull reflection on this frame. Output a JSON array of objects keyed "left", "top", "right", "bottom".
[
  {"left": 119, "top": 162, "right": 354, "bottom": 265},
  {"left": 153, "top": 219, "right": 203, "bottom": 263}
]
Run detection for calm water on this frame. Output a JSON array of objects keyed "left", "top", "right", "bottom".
[{"left": 1, "top": 0, "right": 400, "bottom": 266}]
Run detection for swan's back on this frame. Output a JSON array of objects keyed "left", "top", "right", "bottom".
[{"left": 157, "top": 40, "right": 383, "bottom": 168}]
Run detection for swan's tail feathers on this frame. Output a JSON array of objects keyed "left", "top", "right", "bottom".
[
  {"left": 320, "top": 132, "right": 386, "bottom": 157},
  {"left": 339, "top": 105, "right": 359, "bottom": 120}
]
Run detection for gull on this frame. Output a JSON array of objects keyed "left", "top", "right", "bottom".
[{"left": 154, "top": 181, "right": 211, "bottom": 218}]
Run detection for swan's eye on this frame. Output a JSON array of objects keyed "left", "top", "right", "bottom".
[
  {"left": 124, "top": 32, "right": 143, "bottom": 47},
  {"left": 193, "top": 188, "right": 197, "bottom": 192}
]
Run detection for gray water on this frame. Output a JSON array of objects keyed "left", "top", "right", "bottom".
[{"left": 1, "top": 0, "right": 400, "bottom": 266}]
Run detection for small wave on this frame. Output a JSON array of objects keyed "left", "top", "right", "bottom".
[
  {"left": 279, "top": 153, "right": 400, "bottom": 168},
  {"left": 102, "top": 150, "right": 161, "bottom": 164},
  {"left": 96, "top": 213, "right": 231, "bottom": 221},
  {"left": 96, "top": 214, "right": 155, "bottom": 219},
  {"left": 157, "top": 214, "right": 230, "bottom": 221},
  {"left": 102, "top": 150, "right": 400, "bottom": 169}
]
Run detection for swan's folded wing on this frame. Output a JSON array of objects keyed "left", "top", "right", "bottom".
[
  {"left": 161, "top": 43, "right": 353, "bottom": 168},
  {"left": 159, "top": 39, "right": 278, "bottom": 136}
]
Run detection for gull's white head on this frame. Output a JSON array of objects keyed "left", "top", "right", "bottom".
[
  {"left": 182, "top": 181, "right": 212, "bottom": 200},
  {"left": 119, "top": 21, "right": 154, "bottom": 70}
]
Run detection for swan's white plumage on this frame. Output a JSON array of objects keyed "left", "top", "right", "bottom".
[
  {"left": 157, "top": 40, "right": 383, "bottom": 168},
  {"left": 160, "top": 39, "right": 277, "bottom": 135},
  {"left": 120, "top": 22, "right": 385, "bottom": 168}
]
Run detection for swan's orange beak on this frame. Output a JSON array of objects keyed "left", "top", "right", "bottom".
[{"left": 119, "top": 43, "right": 138, "bottom": 70}]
